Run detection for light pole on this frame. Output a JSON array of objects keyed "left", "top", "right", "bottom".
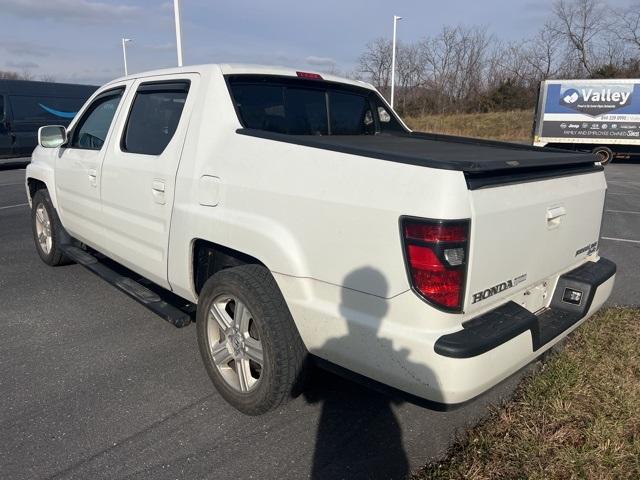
[
  {"left": 390, "top": 15, "right": 402, "bottom": 108},
  {"left": 121, "top": 38, "right": 132, "bottom": 76},
  {"left": 174, "top": 0, "right": 184, "bottom": 67}
]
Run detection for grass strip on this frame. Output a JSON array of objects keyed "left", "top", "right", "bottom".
[
  {"left": 404, "top": 110, "right": 534, "bottom": 143},
  {"left": 414, "top": 308, "right": 640, "bottom": 480}
]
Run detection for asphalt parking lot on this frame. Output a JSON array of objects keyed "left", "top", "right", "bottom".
[{"left": 0, "top": 161, "right": 638, "bottom": 480}]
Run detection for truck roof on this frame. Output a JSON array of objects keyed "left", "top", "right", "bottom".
[{"left": 104, "top": 63, "right": 374, "bottom": 90}]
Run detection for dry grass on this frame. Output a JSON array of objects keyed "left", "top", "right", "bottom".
[
  {"left": 404, "top": 110, "right": 534, "bottom": 142},
  {"left": 414, "top": 308, "right": 640, "bottom": 480}
]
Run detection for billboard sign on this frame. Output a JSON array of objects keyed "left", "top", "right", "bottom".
[{"left": 539, "top": 80, "right": 640, "bottom": 141}]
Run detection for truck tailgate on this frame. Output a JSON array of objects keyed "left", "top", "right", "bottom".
[{"left": 465, "top": 171, "right": 606, "bottom": 314}]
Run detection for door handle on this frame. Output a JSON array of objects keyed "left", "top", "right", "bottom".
[
  {"left": 152, "top": 180, "right": 165, "bottom": 192},
  {"left": 88, "top": 168, "right": 97, "bottom": 187},
  {"left": 152, "top": 180, "right": 166, "bottom": 204},
  {"left": 546, "top": 206, "right": 566, "bottom": 229}
]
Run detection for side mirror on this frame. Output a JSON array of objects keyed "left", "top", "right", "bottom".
[{"left": 38, "top": 125, "right": 68, "bottom": 148}]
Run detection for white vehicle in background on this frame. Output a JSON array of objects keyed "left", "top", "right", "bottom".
[
  {"left": 533, "top": 78, "right": 640, "bottom": 164},
  {"left": 25, "top": 64, "right": 615, "bottom": 415}
]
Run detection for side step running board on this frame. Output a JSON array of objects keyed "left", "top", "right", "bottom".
[{"left": 62, "top": 245, "right": 193, "bottom": 328}]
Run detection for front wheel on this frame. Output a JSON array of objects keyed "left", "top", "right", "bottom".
[
  {"left": 196, "top": 265, "right": 307, "bottom": 415},
  {"left": 592, "top": 146, "right": 614, "bottom": 165},
  {"left": 30, "top": 189, "right": 70, "bottom": 266}
]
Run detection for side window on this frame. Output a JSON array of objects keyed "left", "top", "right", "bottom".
[
  {"left": 329, "top": 91, "right": 374, "bottom": 135},
  {"left": 231, "top": 84, "right": 285, "bottom": 133},
  {"left": 373, "top": 98, "right": 405, "bottom": 133},
  {"left": 122, "top": 81, "right": 190, "bottom": 155},
  {"left": 0, "top": 96, "right": 4, "bottom": 123},
  {"left": 70, "top": 88, "right": 124, "bottom": 150}
]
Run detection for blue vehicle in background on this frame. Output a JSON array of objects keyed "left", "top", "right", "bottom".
[{"left": 0, "top": 80, "right": 96, "bottom": 162}]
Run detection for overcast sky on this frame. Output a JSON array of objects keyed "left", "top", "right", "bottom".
[{"left": 0, "top": 0, "right": 628, "bottom": 85}]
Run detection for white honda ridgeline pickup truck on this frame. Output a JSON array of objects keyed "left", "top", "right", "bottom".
[{"left": 26, "top": 65, "right": 616, "bottom": 415}]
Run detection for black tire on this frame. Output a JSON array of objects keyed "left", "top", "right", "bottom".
[
  {"left": 196, "top": 264, "right": 307, "bottom": 415},
  {"left": 592, "top": 146, "right": 614, "bottom": 165},
  {"left": 30, "top": 189, "right": 71, "bottom": 266}
]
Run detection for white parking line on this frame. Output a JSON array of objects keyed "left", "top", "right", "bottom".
[
  {"left": 606, "top": 209, "right": 640, "bottom": 215},
  {"left": 601, "top": 236, "right": 640, "bottom": 245},
  {"left": 0, "top": 202, "right": 28, "bottom": 211},
  {"left": 607, "top": 192, "right": 640, "bottom": 196},
  {"left": 0, "top": 182, "right": 24, "bottom": 187}
]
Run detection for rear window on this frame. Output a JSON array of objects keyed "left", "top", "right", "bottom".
[{"left": 227, "top": 75, "right": 404, "bottom": 136}]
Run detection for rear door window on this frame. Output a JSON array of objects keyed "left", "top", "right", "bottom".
[{"left": 121, "top": 81, "right": 190, "bottom": 155}]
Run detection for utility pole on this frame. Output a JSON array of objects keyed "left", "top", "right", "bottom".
[
  {"left": 390, "top": 15, "right": 402, "bottom": 108},
  {"left": 174, "top": 0, "right": 184, "bottom": 66},
  {"left": 122, "top": 38, "right": 132, "bottom": 76}
]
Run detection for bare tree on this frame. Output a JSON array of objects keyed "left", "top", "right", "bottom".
[
  {"left": 419, "top": 26, "right": 492, "bottom": 112},
  {"left": 0, "top": 70, "right": 38, "bottom": 80},
  {"left": 395, "top": 42, "right": 423, "bottom": 111},
  {"left": 352, "top": 0, "right": 639, "bottom": 115},
  {"left": 39, "top": 74, "right": 57, "bottom": 82},
  {"left": 616, "top": 3, "right": 640, "bottom": 49},
  {"left": 0, "top": 70, "right": 21, "bottom": 80},
  {"left": 524, "top": 24, "right": 564, "bottom": 80},
  {"left": 550, "top": 0, "right": 607, "bottom": 75},
  {"left": 358, "top": 38, "right": 393, "bottom": 97},
  {"left": 19, "top": 69, "right": 34, "bottom": 81}
]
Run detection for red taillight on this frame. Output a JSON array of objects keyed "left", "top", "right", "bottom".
[
  {"left": 402, "top": 218, "right": 469, "bottom": 311},
  {"left": 296, "top": 71, "right": 323, "bottom": 80},
  {"left": 404, "top": 223, "right": 467, "bottom": 242}
]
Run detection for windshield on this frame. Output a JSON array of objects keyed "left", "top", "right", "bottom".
[{"left": 227, "top": 75, "right": 406, "bottom": 136}]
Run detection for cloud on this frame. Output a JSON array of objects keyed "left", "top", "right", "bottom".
[
  {"left": 6, "top": 60, "right": 39, "bottom": 69},
  {"left": 1, "top": 0, "right": 141, "bottom": 23},
  {"left": 1, "top": 40, "right": 50, "bottom": 57},
  {"left": 305, "top": 56, "right": 336, "bottom": 67}
]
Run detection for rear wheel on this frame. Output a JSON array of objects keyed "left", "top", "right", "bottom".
[
  {"left": 31, "top": 189, "right": 70, "bottom": 266},
  {"left": 592, "top": 146, "right": 614, "bottom": 165},
  {"left": 196, "top": 264, "right": 307, "bottom": 415}
]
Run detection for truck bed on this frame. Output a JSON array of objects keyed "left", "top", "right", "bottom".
[{"left": 237, "top": 129, "right": 601, "bottom": 189}]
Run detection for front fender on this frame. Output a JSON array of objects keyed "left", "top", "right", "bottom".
[{"left": 25, "top": 146, "right": 58, "bottom": 209}]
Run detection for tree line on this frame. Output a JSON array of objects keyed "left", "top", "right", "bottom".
[
  {"left": 0, "top": 70, "right": 55, "bottom": 82},
  {"left": 356, "top": 0, "right": 640, "bottom": 116}
]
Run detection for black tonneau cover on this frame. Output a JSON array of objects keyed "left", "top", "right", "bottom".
[{"left": 237, "top": 129, "right": 602, "bottom": 189}]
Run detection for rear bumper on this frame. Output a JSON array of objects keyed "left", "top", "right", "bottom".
[
  {"left": 426, "top": 257, "right": 615, "bottom": 405},
  {"left": 435, "top": 257, "right": 616, "bottom": 359}
]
